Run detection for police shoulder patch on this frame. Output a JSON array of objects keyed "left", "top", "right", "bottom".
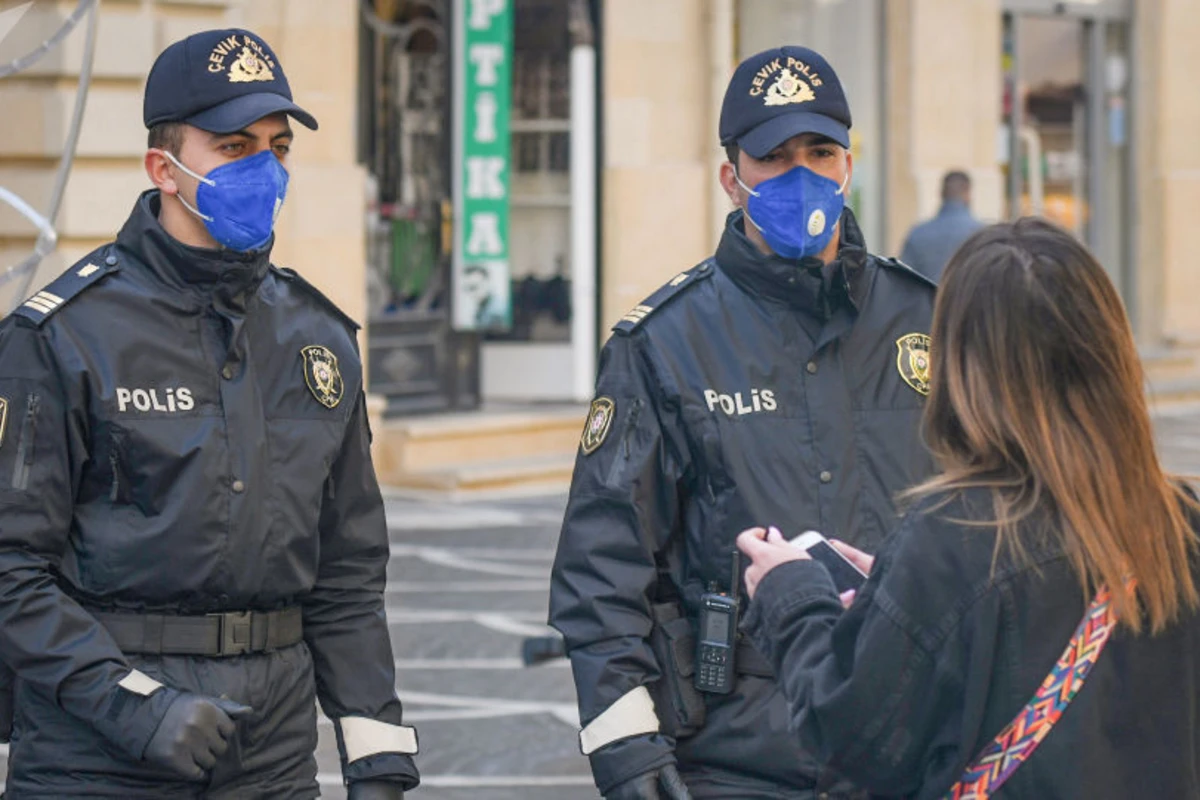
[
  {"left": 13, "top": 249, "right": 120, "bottom": 326},
  {"left": 580, "top": 396, "right": 615, "bottom": 455},
  {"left": 879, "top": 256, "right": 938, "bottom": 291},
  {"left": 301, "top": 345, "right": 345, "bottom": 409},
  {"left": 896, "top": 332, "right": 932, "bottom": 396},
  {"left": 612, "top": 259, "right": 716, "bottom": 335},
  {"left": 271, "top": 266, "right": 362, "bottom": 333}
]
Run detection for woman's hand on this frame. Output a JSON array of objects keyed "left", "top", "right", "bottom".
[
  {"left": 737, "top": 526, "right": 808, "bottom": 599},
  {"left": 830, "top": 539, "right": 875, "bottom": 575}
]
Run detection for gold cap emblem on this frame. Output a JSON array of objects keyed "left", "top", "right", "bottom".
[
  {"left": 207, "top": 34, "right": 277, "bottom": 83},
  {"left": 228, "top": 46, "right": 274, "bottom": 83},
  {"left": 764, "top": 68, "right": 816, "bottom": 107},
  {"left": 896, "top": 333, "right": 932, "bottom": 396},
  {"left": 581, "top": 397, "right": 615, "bottom": 456},
  {"left": 301, "top": 345, "right": 344, "bottom": 409}
]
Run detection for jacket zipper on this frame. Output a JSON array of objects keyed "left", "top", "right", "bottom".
[
  {"left": 11, "top": 394, "right": 38, "bottom": 491},
  {"left": 109, "top": 449, "right": 121, "bottom": 503},
  {"left": 605, "top": 399, "right": 644, "bottom": 486},
  {"left": 622, "top": 399, "right": 643, "bottom": 458}
]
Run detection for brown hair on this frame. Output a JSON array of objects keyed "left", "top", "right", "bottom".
[
  {"left": 908, "top": 217, "right": 1198, "bottom": 633},
  {"left": 147, "top": 122, "right": 184, "bottom": 155}
]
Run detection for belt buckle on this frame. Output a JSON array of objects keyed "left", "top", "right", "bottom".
[{"left": 215, "top": 610, "right": 252, "bottom": 656}]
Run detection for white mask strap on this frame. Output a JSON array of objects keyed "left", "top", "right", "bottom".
[
  {"left": 837, "top": 171, "right": 850, "bottom": 196},
  {"left": 163, "top": 150, "right": 216, "bottom": 187},
  {"left": 733, "top": 168, "right": 761, "bottom": 199},
  {"left": 161, "top": 150, "right": 215, "bottom": 222}
]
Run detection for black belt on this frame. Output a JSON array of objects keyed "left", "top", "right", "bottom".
[
  {"left": 91, "top": 607, "right": 303, "bottom": 657},
  {"left": 735, "top": 640, "right": 775, "bottom": 678}
]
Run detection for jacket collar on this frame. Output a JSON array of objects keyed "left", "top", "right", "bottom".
[
  {"left": 938, "top": 199, "right": 972, "bottom": 217},
  {"left": 115, "top": 190, "right": 273, "bottom": 304},
  {"left": 715, "top": 207, "right": 872, "bottom": 317}
]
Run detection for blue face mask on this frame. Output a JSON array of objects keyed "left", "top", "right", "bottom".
[
  {"left": 736, "top": 165, "right": 849, "bottom": 260},
  {"left": 165, "top": 149, "right": 289, "bottom": 252}
]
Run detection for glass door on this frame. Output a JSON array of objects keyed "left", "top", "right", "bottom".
[{"left": 999, "top": 2, "right": 1133, "bottom": 303}]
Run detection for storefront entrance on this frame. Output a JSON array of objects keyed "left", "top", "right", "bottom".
[{"left": 1000, "top": 0, "right": 1133, "bottom": 303}]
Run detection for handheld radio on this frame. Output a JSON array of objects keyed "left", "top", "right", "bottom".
[{"left": 694, "top": 550, "right": 741, "bottom": 694}]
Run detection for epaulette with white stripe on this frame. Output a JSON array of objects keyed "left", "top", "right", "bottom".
[
  {"left": 611, "top": 259, "right": 715, "bottom": 335},
  {"left": 13, "top": 249, "right": 120, "bottom": 326}
]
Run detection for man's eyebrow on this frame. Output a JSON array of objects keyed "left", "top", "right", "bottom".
[
  {"left": 207, "top": 128, "right": 294, "bottom": 143},
  {"left": 209, "top": 129, "right": 254, "bottom": 142}
]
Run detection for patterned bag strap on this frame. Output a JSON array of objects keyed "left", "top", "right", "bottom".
[{"left": 943, "top": 583, "right": 1125, "bottom": 800}]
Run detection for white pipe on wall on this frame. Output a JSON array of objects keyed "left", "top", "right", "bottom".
[{"left": 570, "top": 39, "right": 597, "bottom": 402}]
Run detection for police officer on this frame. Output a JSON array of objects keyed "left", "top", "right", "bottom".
[
  {"left": 550, "top": 46, "right": 937, "bottom": 799},
  {"left": 0, "top": 29, "right": 418, "bottom": 799}
]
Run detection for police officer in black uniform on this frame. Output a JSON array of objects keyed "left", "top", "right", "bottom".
[
  {"left": 0, "top": 29, "right": 418, "bottom": 799},
  {"left": 550, "top": 46, "right": 938, "bottom": 799}
]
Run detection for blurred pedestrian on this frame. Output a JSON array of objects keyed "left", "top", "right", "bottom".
[
  {"left": 738, "top": 217, "right": 1200, "bottom": 799},
  {"left": 899, "top": 170, "right": 984, "bottom": 280}
]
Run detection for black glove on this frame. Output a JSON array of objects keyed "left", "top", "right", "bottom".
[
  {"left": 606, "top": 764, "right": 692, "bottom": 800},
  {"left": 142, "top": 693, "right": 251, "bottom": 780},
  {"left": 347, "top": 779, "right": 405, "bottom": 800}
]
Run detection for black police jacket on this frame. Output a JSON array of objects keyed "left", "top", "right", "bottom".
[
  {"left": 743, "top": 487, "right": 1200, "bottom": 799},
  {"left": 550, "top": 209, "right": 937, "bottom": 796},
  {"left": 0, "top": 191, "right": 418, "bottom": 787}
]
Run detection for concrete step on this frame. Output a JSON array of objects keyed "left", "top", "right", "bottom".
[
  {"left": 1147, "top": 377, "right": 1200, "bottom": 408},
  {"left": 376, "top": 404, "right": 587, "bottom": 475},
  {"left": 1141, "top": 346, "right": 1199, "bottom": 385},
  {"left": 384, "top": 453, "right": 577, "bottom": 497},
  {"left": 372, "top": 404, "right": 586, "bottom": 496}
]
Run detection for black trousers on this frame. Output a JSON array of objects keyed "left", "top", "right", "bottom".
[{"left": 4, "top": 643, "right": 319, "bottom": 799}]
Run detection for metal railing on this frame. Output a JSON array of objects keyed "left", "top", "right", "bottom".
[{"left": 0, "top": 0, "right": 100, "bottom": 313}]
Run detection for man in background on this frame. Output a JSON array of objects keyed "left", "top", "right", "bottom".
[{"left": 899, "top": 169, "right": 984, "bottom": 280}]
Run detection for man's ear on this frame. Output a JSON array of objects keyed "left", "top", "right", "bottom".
[
  {"left": 719, "top": 160, "right": 743, "bottom": 207},
  {"left": 145, "top": 149, "right": 179, "bottom": 195}
]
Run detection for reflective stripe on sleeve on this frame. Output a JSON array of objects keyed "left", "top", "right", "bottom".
[
  {"left": 117, "top": 669, "right": 163, "bottom": 697},
  {"left": 339, "top": 716, "right": 420, "bottom": 761},
  {"left": 578, "top": 685, "right": 659, "bottom": 755}
]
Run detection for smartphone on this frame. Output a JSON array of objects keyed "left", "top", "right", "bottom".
[{"left": 789, "top": 530, "right": 867, "bottom": 593}]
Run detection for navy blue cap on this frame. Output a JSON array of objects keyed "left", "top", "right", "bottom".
[
  {"left": 719, "top": 46, "right": 850, "bottom": 157},
  {"left": 144, "top": 29, "right": 317, "bottom": 133}
]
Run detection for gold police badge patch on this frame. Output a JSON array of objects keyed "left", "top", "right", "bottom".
[
  {"left": 581, "top": 397, "right": 616, "bottom": 456},
  {"left": 301, "top": 346, "right": 344, "bottom": 409},
  {"left": 896, "top": 333, "right": 932, "bottom": 396}
]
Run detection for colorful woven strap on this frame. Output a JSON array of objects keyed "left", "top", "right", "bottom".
[{"left": 943, "top": 583, "right": 1122, "bottom": 800}]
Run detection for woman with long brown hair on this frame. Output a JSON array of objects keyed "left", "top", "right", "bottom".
[{"left": 736, "top": 217, "right": 1200, "bottom": 799}]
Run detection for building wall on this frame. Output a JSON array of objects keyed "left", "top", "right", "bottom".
[
  {"left": 599, "top": 0, "right": 720, "bottom": 332},
  {"left": 0, "top": 0, "right": 366, "bottom": 328},
  {"left": 1135, "top": 0, "right": 1200, "bottom": 344}
]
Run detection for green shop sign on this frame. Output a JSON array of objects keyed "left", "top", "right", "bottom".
[{"left": 453, "top": 0, "right": 513, "bottom": 331}]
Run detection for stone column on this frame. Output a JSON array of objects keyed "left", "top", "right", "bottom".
[
  {"left": 600, "top": 0, "right": 716, "bottom": 332},
  {"left": 1134, "top": 0, "right": 1200, "bottom": 344},
  {"left": 235, "top": 0, "right": 370, "bottom": 333}
]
